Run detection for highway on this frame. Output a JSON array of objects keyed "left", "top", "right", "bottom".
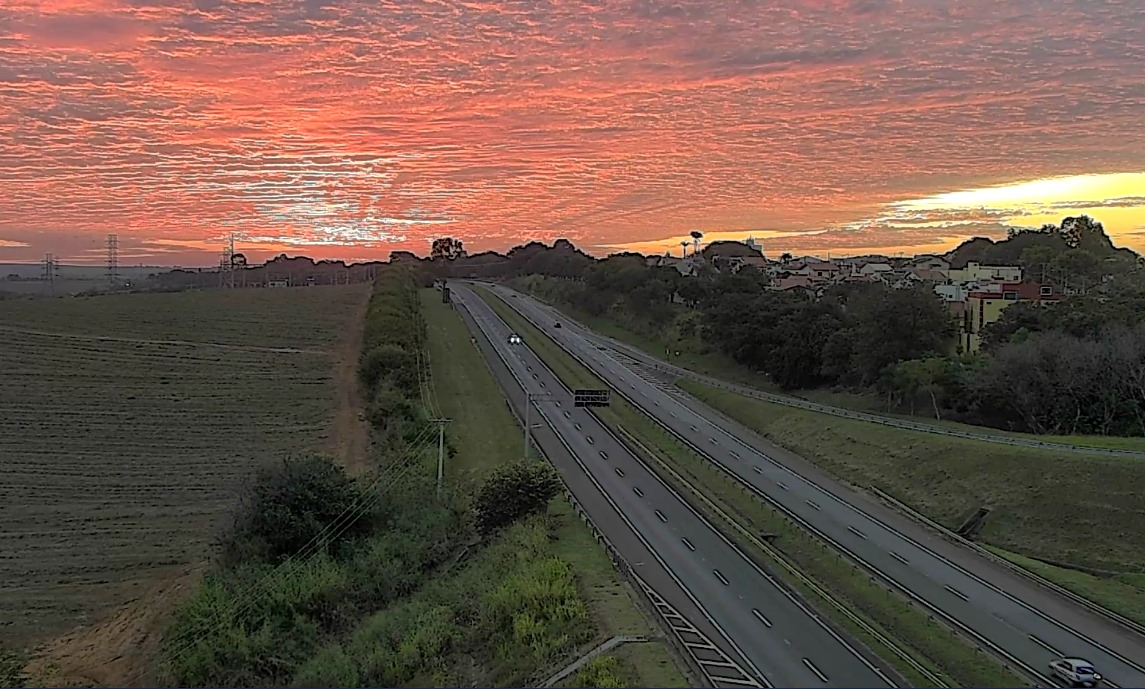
[
  {"left": 453, "top": 284, "right": 897, "bottom": 688},
  {"left": 486, "top": 282, "right": 1145, "bottom": 689}
]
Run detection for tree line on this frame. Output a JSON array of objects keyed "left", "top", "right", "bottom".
[{"left": 422, "top": 216, "right": 1145, "bottom": 437}]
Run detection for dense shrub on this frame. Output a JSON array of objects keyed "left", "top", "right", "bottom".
[
  {"left": 223, "top": 455, "right": 377, "bottom": 565},
  {"left": 574, "top": 655, "right": 629, "bottom": 688},
  {"left": 474, "top": 461, "right": 562, "bottom": 535},
  {"left": 290, "top": 518, "right": 593, "bottom": 688}
]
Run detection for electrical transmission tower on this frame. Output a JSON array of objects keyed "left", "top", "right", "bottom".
[
  {"left": 42, "top": 253, "right": 57, "bottom": 295},
  {"left": 218, "top": 233, "right": 236, "bottom": 288},
  {"left": 106, "top": 234, "right": 119, "bottom": 285}
]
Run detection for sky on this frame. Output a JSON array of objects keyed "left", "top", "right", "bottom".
[{"left": 1, "top": 0, "right": 1143, "bottom": 267}]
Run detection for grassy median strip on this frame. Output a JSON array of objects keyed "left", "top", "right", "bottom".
[
  {"left": 422, "top": 290, "right": 688, "bottom": 688},
  {"left": 679, "top": 379, "right": 1145, "bottom": 629},
  {"left": 479, "top": 286, "right": 1029, "bottom": 689}
]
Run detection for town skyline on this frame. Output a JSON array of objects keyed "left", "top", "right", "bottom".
[{"left": 2, "top": 1, "right": 1143, "bottom": 265}]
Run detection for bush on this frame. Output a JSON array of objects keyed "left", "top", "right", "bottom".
[
  {"left": 474, "top": 461, "right": 562, "bottom": 535},
  {"left": 224, "top": 455, "right": 377, "bottom": 565},
  {"left": 575, "top": 655, "right": 629, "bottom": 688}
]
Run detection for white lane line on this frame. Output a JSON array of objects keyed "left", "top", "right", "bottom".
[
  {"left": 847, "top": 525, "right": 867, "bottom": 540},
  {"left": 574, "top": 423, "right": 582, "bottom": 430},
  {"left": 709, "top": 437, "right": 718, "bottom": 444},
  {"left": 586, "top": 436, "right": 595, "bottom": 445},
  {"left": 890, "top": 551, "right": 910, "bottom": 565},
  {"left": 752, "top": 609, "right": 773, "bottom": 628},
  {"left": 599, "top": 451, "right": 609, "bottom": 460},
  {"left": 1029, "top": 634, "right": 1061, "bottom": 656},
  {"left": 633, "top": 486, "right": 644, "bottom": 498},
  {"left": 802, "top": 658, "right": 829, "bottom": 683},
  {"left": 944, "top": 585, "right": 969, "bottom": 601},
  {"left": 563, "top": 410, "right": 570, "bottom": 418},
  {"left": 806, "top": 499, "right": 821, "bottom": 510},
  {"left": 681, "top": 537, "right": 695, "bottom": 551},
  {"left": 777, "top": 481, "right": 789, "bottom": 490},
  {"left": 690, "top": 425, "right": 698, "bottom": 432},
  {"left": 714, "top": 569, "right": 729, "bottom": 586},
  {"left": 729, "top": 450, "right": 740, "bottom": 459},
  {"left": 614, "top": 467, "right": 625, "bottom": 478},
  {"left": 654, "top": 509, "right": 668, "bottom": 523},
  {"left": 752, "top": 466, "right": 762, "bottom": 474}
]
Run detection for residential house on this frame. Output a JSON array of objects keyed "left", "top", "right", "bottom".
[
  {"left": 961, "top": 282, "right": 1065, "bottom": 353},
  {"left": 859, "top": 262, "right": 894, "bottom": 281},
  {"left": 771, "top": 275, "right": 815, "bottom": 293},
  {"left": 947, "top": 261, "right": 1022, "bottom": 285},
  {"left": 805, "top": 260, "right": 842, "bottom": 281},
  {"left": 910, "top": 255, "right": 951, "bottom": 271}
]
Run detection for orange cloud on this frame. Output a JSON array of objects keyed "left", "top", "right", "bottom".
[{"left": 0, "top": 0, "right": 1143, "bottom": 265}]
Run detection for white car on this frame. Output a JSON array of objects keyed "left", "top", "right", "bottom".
[
  {"left": 508, "top": 334, "right": 522, "bottom": 345},
  {"left": 1049, "top": 657, "right": 1102, "bottom": 687}
]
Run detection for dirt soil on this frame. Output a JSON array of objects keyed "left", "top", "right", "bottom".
[
  {"left": 326, "top": 285, "right": 373, "bottom": 475},
  {"left": 24, "top": 567, "right": 201, "bottom": 688}
]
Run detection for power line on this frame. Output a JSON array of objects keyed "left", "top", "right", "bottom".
[{"left": 161, "top": 427, "right": 438, "bottom": 665}]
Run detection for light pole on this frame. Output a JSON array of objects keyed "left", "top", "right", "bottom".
[
  {"left": 522, "top": 391, "right": 556, "bottom": 460},
  {"left": 431, "top": 417, "right": 451, "bottom": 498}
]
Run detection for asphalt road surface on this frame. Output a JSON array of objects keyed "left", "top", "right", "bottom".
[
  {"left": 488, "top": 282, "right": 1145, "bottom": 689},
  {"left": 454, "top": 285, "right": 897, "bottom": 688}
]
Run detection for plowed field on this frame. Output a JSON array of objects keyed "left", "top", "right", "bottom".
[{"left": 0, "top": 285, "right": 369, "bottom": 648}]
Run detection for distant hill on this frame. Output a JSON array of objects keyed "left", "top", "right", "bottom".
[{"left": 946, "top": 215, "right": 1140, "bottom": 268}]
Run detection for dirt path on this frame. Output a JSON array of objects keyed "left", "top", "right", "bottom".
[
  {"left": 327, "top": 286, "right": 373, "bottom": 476},
  {"left": 24, "top": 567, "right": 201, "bottom": 688}
]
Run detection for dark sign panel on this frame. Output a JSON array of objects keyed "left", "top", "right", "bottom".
[
  {"left": 442, "top": 286, "right": 451, "bottom": 303},
  {"left": 574, "top": 388, "right": 611, "bottom": 408}
]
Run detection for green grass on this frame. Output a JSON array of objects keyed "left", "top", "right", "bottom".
[
  {"left": 680, "top": 381, "right": 1145, "bottom": 621},
  {"left": 422, "top": 289, "right": 687, "bottom": 688},
  {"left": 511, "top": 277, "right": 1145, "bottom": 453},
  {"left": 985, "top": 546, "right": 1145, "bottom": 629},
  {"left": 480, "top": 286, "right": 1027, "bottom": 689}
]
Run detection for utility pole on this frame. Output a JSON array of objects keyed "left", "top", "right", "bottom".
[
  {"left": 431, "top": 418, "right": 450, "bottom": 498},
  {"left": 522, "top": 392, "right": 556, "bottom": 460}
]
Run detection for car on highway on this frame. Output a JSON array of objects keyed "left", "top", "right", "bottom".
[
  {"left": 508, "top": 333, "right": 522, "bottom": 345},
  {"left": 554, "top": 322, "right": 562, "bottom": 328},
  {"left": 1049, "top": 657, "right": 1103, "bottom": 687}
]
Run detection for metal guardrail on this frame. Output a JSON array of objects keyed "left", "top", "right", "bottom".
[
  {"left": 869, "top": 485, "right": 1145, "bottom": 644},
  {"left": 454, "top": 292, "right": 751, "bottom": 688},
  {"left": 615, "top": 425, "right": 945, "bottom": 688},
  {"left": 492, "top": 286, "right": 1054, "bottom": 688},
  {"left": 501, "top": 286, "right": 1145, "bottom": 459}
]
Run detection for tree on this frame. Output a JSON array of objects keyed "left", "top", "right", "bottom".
[
  {"left": 430, "top": 237, "right": 465, "bottom": 260},
  {"left": 225, "top": 455, "right": 374, "bottom": 564},
  {"left": 474, "top": 461, "right": 562, "bottom": 535}
]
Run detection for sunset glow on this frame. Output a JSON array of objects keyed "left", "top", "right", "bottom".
[{"left": 1, "top": 1, "right": 1142, "bottom": 265}]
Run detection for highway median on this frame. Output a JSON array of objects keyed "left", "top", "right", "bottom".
[{"left": 478, "top": 284, "right": 1031, "bottom": 689}]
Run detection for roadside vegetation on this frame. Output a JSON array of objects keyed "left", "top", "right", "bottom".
[
  {"left": 156, "top": 271, "right": 684, "bottom": 687},
  {"left": 679, "top": 380, "right": 1145, "bottom": 627},
  {"left": 480, "top": 286, "right": 1028, "bottom": 688},
  {"left": 463, "top": 217, "right": 1145, "bottom": 441}
]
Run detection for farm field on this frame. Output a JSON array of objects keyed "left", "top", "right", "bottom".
[{"left": 0, "top": 285, "right": 370, "bottom": 650}]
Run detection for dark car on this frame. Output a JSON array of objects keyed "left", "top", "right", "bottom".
[{"left": 554, "top": 322, "right": 562, "bottom": 328}]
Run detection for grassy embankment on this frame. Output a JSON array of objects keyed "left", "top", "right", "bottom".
[
  {"left": 480, "top": 286, "right": 1026, "bottom": 689},
  {"left": 153, "top": 271, "right": 684, "bottom": 688},
  {"left": 511, "top": 274, "right": 1145, "bottom": 454},
  {"left": 680, "top": 381, "right": 1145, "bottom": 629},
  {"left": 420, "top": 289, "right": 687, "bottom": 687}
]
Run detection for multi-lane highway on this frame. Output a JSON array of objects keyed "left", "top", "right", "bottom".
[
  {"left": 453, "top": 284, "right": 898, "bottom": 688},
  {"left": 486, "top": 282, "right": 1145, "bottom": 689}
]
